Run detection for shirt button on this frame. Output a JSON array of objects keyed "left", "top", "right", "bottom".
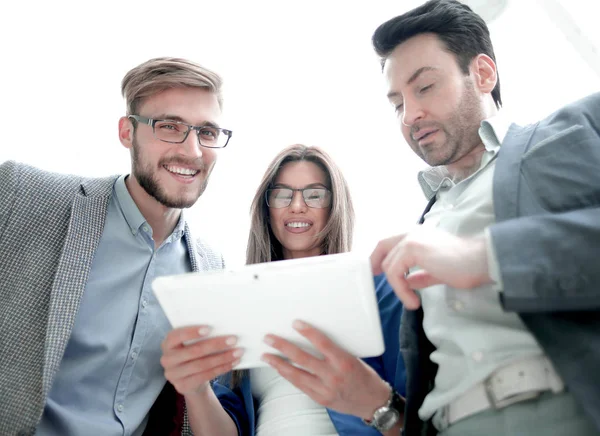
[
  {"left": 472, "top": 351, "right": 484, "bottom": 362},
  {"left": 117, "top": 404, "right": 124, "bottom": 413},
  {"left": 143, "top": 225, "right": 150, "bottom": 232},
  {"left": 142, "top": 299, "right": 148, "bottom": 308},
  {"left": 131, "top": 351, "right": 138, "bottom": 360},
  {"left": 447, "top": 204, "right": 455, "bottom": 210},
  {"left": 452, "top": 300, "right": 464, "bottom": 311}
]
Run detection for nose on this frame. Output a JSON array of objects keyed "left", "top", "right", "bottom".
[
  {"left": 180, "top": 130, "right": 203, "bottom": 159},
  {"left": 289, "top": 191, "right": 307, "bottom": 213},
  {"left": 401, "top": 99, "right": 425, "bottom": 127}
]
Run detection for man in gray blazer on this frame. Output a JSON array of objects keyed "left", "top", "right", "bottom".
[
  {"left": 370, "top": 1, "right": 600, "bottom": 435},
  {"left": 0, "top": 57, "right": 234, "bottom": 435}
]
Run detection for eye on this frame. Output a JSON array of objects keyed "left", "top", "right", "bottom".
[
  {"left": 419, "top": 84, "right": 433, "bottom": 93},
  {"left": 159, "top": 122, "right": 180, "bottom": 131},
  {"left": 394, "top": 102, "right": 404, "bottom": 114},
  {"left": 305, "top": 189, "right": 322, "bottom": 200},
  {"left": 272, "top": 188, "right": 292, "bottom": 199},
  {"left": 155, "top": 121, "right": 188, "bottom": 134},
  {"left": 199, "top": 127, "right": 218, "bottom": 139}
]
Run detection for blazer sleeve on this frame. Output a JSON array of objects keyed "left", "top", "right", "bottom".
[
  {"left": 490, "top": 204, "right": 600, "bottom": 313},
  {"left": 490, "top": 94, "right": 600, "bottom": 313},
  {"left": 212, "top": 377, "right": 251, "bottom": 436}
]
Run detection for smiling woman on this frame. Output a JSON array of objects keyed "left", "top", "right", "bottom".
[
  {"left": 246, "top": 144, "right": 355, "bottom": 265},
  {"left": 230, "top": 143, "right": 356, "bottom": 435}
]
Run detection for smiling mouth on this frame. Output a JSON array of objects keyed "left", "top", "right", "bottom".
[
  {"left": 286, "top": 222, "right": 312, "bottom": 228},
  {"left": 163, "top": 165, "right": 199, "bottom": 178}
]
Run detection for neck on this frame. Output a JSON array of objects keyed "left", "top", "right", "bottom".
[
  {"left": 125, "top": 175, "right": 181, "bottom": 248},
  {"left": 445, "top": 145, "right": 487, "bottom": 183},
  {"left": 447, "top": 101, "right": 499, "bottom": 183}
]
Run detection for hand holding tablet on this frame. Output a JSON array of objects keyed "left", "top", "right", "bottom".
[{"left": 153, "top": 253, "right": 385, "bottom": 369}]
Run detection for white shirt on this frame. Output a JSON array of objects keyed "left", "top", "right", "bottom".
[
  {"left": 416, "top": 116, "right": 544, "bottom": 420},
  {"left": 251, "top": 367, "right": 338, "bottom": 436}
]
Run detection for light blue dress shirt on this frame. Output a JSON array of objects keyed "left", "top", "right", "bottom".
[{"left": 37, "top": 175, "right": 191, "bottom": 436}]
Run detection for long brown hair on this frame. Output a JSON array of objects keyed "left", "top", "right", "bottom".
[{"left": 231, "top": 144, "right": 355, "bottom": 387}]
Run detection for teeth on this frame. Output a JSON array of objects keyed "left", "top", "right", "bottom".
[
  {"left": 165, "top": 165, "right": 198, "bottom": 176},
  {"left": 287, "top": 222, "right": 311, "bottom": 228}
]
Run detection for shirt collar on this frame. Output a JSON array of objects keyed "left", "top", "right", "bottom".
[
  {"left": 417, "top": 112, "right": 512, "bottom": 200},
  {"left": 113, "top": 175, "right": 186, "bottom": 241},
  {"left": 114, "top": 175, "right": 147, "bottom": 234}
]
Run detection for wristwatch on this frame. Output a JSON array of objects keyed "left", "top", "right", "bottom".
[{"left": 362, "top": 382, "right": 404, "bottom": 432}]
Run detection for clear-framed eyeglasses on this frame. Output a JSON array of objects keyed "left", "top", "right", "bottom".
[
  {"left": 129, "top": 115, "right": 232, "bottom": 149},
  {"left": 265, "top": 187, "right": 332, "bottom": 209}
]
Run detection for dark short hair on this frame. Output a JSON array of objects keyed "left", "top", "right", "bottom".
[{"left": 372, "top": 0, "right": 502, "bottom": 108}]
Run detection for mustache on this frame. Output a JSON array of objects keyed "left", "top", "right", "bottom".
[
  {"left": 159, "top": 157, "right": 205, "bottom": 171},
  {"left": 410, "top": 123, "right": 442, "bottom": 141}
]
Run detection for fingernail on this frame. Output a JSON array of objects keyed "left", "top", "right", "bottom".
[
  {"left": 232, "top": 359, "right": 241, "bottom": 367},
  {"left": 263, "top": 335, "right": 275, "bottom": 346},
  {"left": 293, "top": 320, "right": 307, "bottom": 330},
  {"left": 233, "top": 348, "right": 244, "bottom": 358},
  {"left": 225, "top": 336, "right": 237, "bottom": 346},
  {"left": 198, "top": 326, "right": 211, "bottom": 336},
  {"left": 260, "top": 354, "right": 271, "bottom": 363}
]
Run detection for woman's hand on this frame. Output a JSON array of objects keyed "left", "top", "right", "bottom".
[{"left": 160, "top": 325, "right": 244, "bottom": 395}]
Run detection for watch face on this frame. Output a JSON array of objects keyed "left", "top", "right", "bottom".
[{"left": 373, "top": 408, "right": 401, "bottom": 431}]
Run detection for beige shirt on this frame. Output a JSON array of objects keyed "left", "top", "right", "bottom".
[{"left": 416, "top": 116, "right": 544, "bottom": 420}]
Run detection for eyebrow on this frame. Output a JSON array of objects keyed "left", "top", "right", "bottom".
[
  {"left": 154, "top": 114, "right": 221, "bottom": 129},
  {"left": 386, "top": 66, "right": 439, "bottom": 99},
  {"left": 273, "top": 182, "right": 329, "bottom": 189}
]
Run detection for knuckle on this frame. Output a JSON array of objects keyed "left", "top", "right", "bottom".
[
  {"left": 293, "top": 352, "right": 310, "bottom": 366},
  {"left": 314, "top": 337, "right": 329, "bottom": 349},
  {"left": 319, "top": 392, "right": 336, "bottom": 407},
  {"left": 330, "top": 374, "right": 345, "bottom": 388},
  {"left": 338, "top": 358, "right": 354, "bottom": 373},
  {"left": 159, "top": 355, "right": 169, "bottom": 369}
]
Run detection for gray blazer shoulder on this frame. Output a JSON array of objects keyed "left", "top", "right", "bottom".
[{"left": 0, "top": 160, "right": 118, "bottom": 205}]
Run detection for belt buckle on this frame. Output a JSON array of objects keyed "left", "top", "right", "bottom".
[{"left": 483, "top": 376, "right": 541, "bottom": 409}]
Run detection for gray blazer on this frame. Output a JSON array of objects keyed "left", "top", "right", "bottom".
[
  {"left": 0, "top": 161, "right": 225, "bottom": 435},
  {"left": 401, "top": 92, "right": 600, "bottom": 435}
]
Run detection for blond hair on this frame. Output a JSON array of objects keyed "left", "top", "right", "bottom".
[{"left": 121, "top": 57, "right": 223, "bottom": 115}]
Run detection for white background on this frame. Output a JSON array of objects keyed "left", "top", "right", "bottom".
[{"left": 1, "top": 0, "right": 598, "bottom": 266}]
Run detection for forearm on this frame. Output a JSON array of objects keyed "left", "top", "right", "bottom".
[{"left": 186, "top": 386, "right": 239, "bottom": 436}]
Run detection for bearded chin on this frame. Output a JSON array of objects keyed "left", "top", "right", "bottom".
[{"left": 131, "top": 138, "right": 207, "bottom": 209}]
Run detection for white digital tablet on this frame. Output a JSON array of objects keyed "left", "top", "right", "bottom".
[{"left": 152, "top": 252, "right": 385, "bottom": 369}]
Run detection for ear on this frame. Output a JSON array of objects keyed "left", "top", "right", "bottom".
[
  {"left": 470, "top": 54, "right": 497, "bottom": 95},
  {"left": 118, "top": 116, "right": 134, "bottom": 149}
]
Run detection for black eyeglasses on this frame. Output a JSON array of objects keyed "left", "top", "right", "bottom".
[
  {"left": 266, "top": 187, "right": 332, "bottom": 209},
  {"left": 129, "top": 115, "right": 232, "bottom": 149}
]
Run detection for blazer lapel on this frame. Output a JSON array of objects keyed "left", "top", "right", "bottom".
[
  {"left": 42, "top": 180, "right": 112, "bottom": 399},
  {"left": 184, "top": 223, "right": 202, "bottom": 273},
  {"left": 493, "top": 123, "right": 535, "bottom": 222}
]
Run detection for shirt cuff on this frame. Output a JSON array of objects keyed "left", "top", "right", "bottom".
[{"left": 484, "top": 228, "right": 503, "bottom": 291}]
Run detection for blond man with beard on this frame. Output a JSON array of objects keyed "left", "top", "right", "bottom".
[{"left": 0, "top": 57, "right": 233, "bottom": 436}]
